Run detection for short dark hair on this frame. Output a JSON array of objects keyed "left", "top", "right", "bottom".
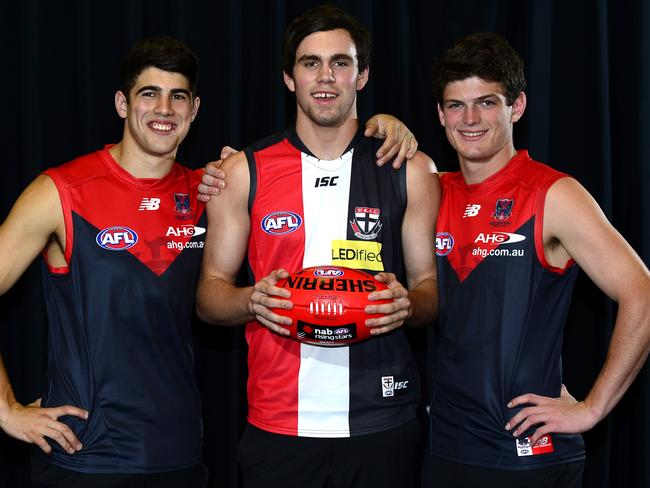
[
  {"left": 433, "top": 32, "right": 525, "bottom": 106},
  {"left": 120, "top": 37, "right": 199, "bottom": 100},
  {"left": 282, "top": 4, "right": 372, "bottom": 76}
]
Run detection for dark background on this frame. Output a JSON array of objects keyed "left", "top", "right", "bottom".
[{"left": 2, "top": 0, "right": 649, "bottom": 486}]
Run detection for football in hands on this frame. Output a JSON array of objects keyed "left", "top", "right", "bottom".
[{"left": 270, "top": 266, "right": 391, "bottom": 346}]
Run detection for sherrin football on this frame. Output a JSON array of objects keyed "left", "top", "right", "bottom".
[{"left": 271, "top": 266, "right": 391, "bottom": 346}]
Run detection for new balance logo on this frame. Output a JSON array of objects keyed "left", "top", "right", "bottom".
[
  {"left": 463, "top": 204, "right": 481, "bottom": 218},
  {"left": 139, "top": 198, "right": 161, "bottom": 211}
]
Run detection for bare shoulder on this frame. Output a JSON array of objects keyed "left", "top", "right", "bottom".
[
  {"left": 217, "top": 150, "right": 247, "bottom": 183},
  {"left": 207, "top": 151, "right": 250, "bottom": 212},
  {"left": 406, "top": 151, "right": 440, "bottom": 194},
  {"left": 8, "top": 174, "right": 62, "bottom": 226},
  {"left": 0, "top": 173, "right": 64, "bottom": 293},
  {"left": 407, "top": 150, "right": 438, "bottom": 175},
  {"left": 544, "top": 176, "right": 605, "bottom": 238},
  {"left": 544, "top": 176, "right": 649, "bottom": 299}
]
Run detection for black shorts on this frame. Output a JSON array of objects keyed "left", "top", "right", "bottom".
[
  {"left": 30, "top": 452, "right": 208, "bottom": 488},
  {"left": 421, "top": 452, "right": 584, "bottom": 488},
  {"left": 239, "top": 418, "right": 421, "bottom": 488}
]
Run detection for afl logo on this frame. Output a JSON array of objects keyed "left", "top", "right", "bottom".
[
  {"left": 314, "top": 267, "right": 344, "bottom": 278},
  {"left": 334, "top": 328, "right": 350, "bottom": 335},
  {"left": 96, "top": 226, "right": 138, "bottom": 251},
  {"left": 261, "top": 211, "right": 303, "bottom": 235},
  {"left": 435, "top": 232, "right": 454, "bottom": 256}
]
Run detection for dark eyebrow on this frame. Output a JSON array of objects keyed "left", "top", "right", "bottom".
[
  {"left": 134, "top": 86, "right": 191, "bottom": 97},
  {"left": 170, "top": 88, "right": 191, "bottom": 97},
  {"left": 135, "top": 85, "right": 161, "bottom": 95},
  {"left": 475, "top": 94, "right": 499, "bottom": 101},
  {"left": 296, "top": 53, "right": 354, "bottom": 64},
  {"left": 331, "top": 54, "right": 354, "bottom": 62},
  {"left": 296, "top": 54, "right": 321, "bottom": 64}
]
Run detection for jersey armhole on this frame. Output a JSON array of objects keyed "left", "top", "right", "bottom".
[
  {"left": 398, "top": 160, "right": 408, "bottom": 210},
  {"left": 41, "top": 170, "right": 72, "bottom": 273},
  {"left": 534, "top": 175, "right": 574, "bottom": 274},
  {"left": 246, "top": 148, "right": 258, "bottom": 215}
]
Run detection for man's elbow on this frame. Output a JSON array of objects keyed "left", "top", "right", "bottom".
[{"left": 195, "top": 279, "right": 218, "bottom": 324}]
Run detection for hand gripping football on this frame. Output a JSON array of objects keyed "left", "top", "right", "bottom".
[{"left": 271, "top": 266, "right": 391, "bottom": 346}]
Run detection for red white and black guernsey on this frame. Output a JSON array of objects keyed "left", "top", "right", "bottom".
[
  {"left": 430, "top": 150, "right": 585, "bottom": 469},
  {"left": 244, "top": 128, "right": 418, "bottom": 438},
  {"left": 40, "top": 147, "right": 206, "bottom": 473}
]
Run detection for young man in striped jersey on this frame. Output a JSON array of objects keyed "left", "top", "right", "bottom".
[{"left": 197, "top": 5, "right": 439, "bottom": 488}]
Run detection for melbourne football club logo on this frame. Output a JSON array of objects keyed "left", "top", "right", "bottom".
[
  {"left": 491, "top": 198, "right": 514, "bottom": 225},
  {"left": 350, "top": 207, "right": 383, "bottom": 240},
  {"left": 173, "top": 193, "right": 192, "bottom": 219}
]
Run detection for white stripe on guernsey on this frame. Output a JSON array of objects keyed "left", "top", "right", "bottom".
[
  {"left": 297, "top": 149, "right": 353, "bottom": 437},
  {"left": 297, "top": 346, "right": 351, "bottom": 437}
]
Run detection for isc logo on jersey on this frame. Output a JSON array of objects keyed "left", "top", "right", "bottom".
[
  {"left": 96, "top": 226, "right": 138, "bottom": 251},
  {"left": 381, "top": 375, "right": 410, "bottom": 398},
  {"left": 261, "top": 211, "right": 303, "bottom": 235},
  {"left": 474, "top": 232, "right": 525, "bottom": 244},
  {"left": 435, "top": 232, "right": 454, "bottom": 256}
]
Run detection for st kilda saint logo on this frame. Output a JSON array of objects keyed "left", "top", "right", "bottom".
[{"left": 350, "top": 207, "right": 383, "bottom": 240}]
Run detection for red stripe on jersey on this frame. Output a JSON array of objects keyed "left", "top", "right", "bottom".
[{"left": 246, "top": 138, "right": 306, "bottom": 436}]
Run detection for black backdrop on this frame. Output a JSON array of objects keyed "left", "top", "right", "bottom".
[{"left": 2, "top": 1, "right": 649, "bottom": 487}]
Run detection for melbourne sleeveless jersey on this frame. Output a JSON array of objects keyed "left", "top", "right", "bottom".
[
  {"left": 244, "top": 128, "right": 418, "bottom": 438},
  {"left": 40, "top": 147, "right": 206, "bottom": 473},
  {"left": 431, "top": 150, "right": 585, "bottom": 469}
]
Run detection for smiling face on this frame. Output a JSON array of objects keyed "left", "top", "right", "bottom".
[
  {"left": 283, "top": 28, "right": 368, "bottom": 129},
  {"left": 438, "top": 76, "right": 525, "bottom": 175},
  {"left": 115, "top": 66, "right": 200, "bottom": 160}
]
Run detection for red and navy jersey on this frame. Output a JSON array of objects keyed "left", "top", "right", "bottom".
[
  {"left": 244, "top": 128, "right": 418, "bottom": 437},
  {"left": 40, "top": 147, "right": 206, "bottom": 473},
  {"left": 430, "top": 150, "right": 585, "bottom": 469}
]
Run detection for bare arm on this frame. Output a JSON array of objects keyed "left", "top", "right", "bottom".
[
  {"left": 195, "top": 152, "right": 293, "bottom": 334},
  {"left": 0, "top": 175, "right": 87, "bottom": 453},
  {"left": 197, "top": 114, "right": 418, "bottom": 202},
  {"left": 365, "top": 152, "right": 440, "bottom": 333},
  {"left": 506, "top": 177, "right": 650, "bottom": 443},
  {"left": 0, "top": 175, "right": 63, "bottom": 293}
]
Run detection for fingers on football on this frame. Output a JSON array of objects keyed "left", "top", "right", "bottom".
[
  {"left": 256, "top": 314, "right": 291, "bottom": 335},
  {"left": 366, "top": 312, "right": 408, "bottom": 334}
]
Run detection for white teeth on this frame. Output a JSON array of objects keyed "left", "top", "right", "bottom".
[
  {"left": 461, "top": 131, "right": 486, "bottom": 137},
  {"left": 313, "top": 92, "right": 337, "bottom": 99},
  {"left": 151, "top": 122, "right": 173, "bottom": 131}
]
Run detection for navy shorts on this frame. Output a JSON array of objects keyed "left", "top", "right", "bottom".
[
  {"left": 421, "top": 452, "right": 584, "bottom": 488},
  {"left": 30, "top": 452, "right": 208, "bottom": 488}
]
